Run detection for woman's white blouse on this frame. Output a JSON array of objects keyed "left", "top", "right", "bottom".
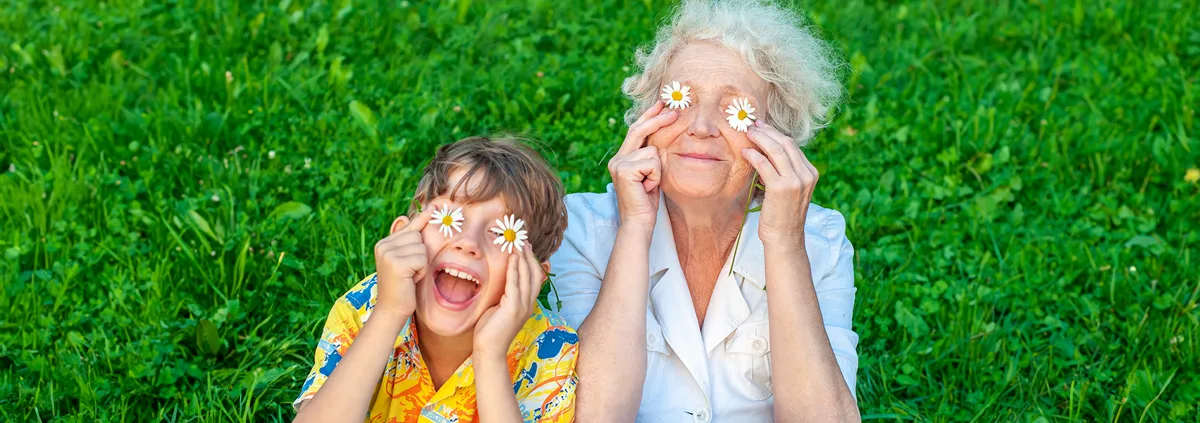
[{"left": 548, "top": 185, "right": 859, "bottom": 422}]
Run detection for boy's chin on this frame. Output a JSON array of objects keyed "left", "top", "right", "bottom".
[{"left": 414, "top": 303, "right": 482, "bottom": 337}]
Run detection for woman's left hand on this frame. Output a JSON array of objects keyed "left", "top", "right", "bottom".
[{"left": 742, "top": 120, "right": 818, "bottom": 250}]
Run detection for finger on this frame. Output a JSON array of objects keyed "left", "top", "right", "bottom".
[
  {"left": 386, "top": 242, "right": 427, "bottom": 258},
  {"left": 753, "top": 121, "right": 805, "bottom": 172},
  {"left": 392, "top": 249, "right": 428, "bottom": 281},
  {"left": 794, "top": 147, "right": 820, "bottom": 185},
  {"left": 616, "top": 157, "right": 663, "bottom": 193},
  {"left": 505, "top": 254, "right": 520, "bottom": 306},
  {"left": 614, "top": 157, "right": 661, "bottom": 182},
  {"left": 516, "top": 249, "right": 530, "bottom": 304},
  {"left": 640, "top": 157, "right": 663, "bottom": 193},
  {"left": 524, "top": 249, "right": 545, "bottom": 306},
  {"left": 621, "top": 145, "right": 659, "bottom": 161},
  {"left": 380, "top": 231, "right": 424, "bottom": 253},
  {"left": 746, "top": 126, "right": 796, "bottom": 179},
  {"left": 402, "top": 206, "right": 437, "bottom": 233},
  {"left": 619, "top": 110, "right": 678, "bottom": 155},
  {"left": 634, "top": 100, "right": 666, "bottom": 124},
  {"left": 742, "top": 148, "right": 781, "bottom": 184}
]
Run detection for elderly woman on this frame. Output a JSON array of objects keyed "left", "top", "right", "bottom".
[{"left": 548, "top": 0, "right": 858, "bottom": 421}]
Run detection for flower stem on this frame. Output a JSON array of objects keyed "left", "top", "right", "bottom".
[{"left": 728, "top": 171, "right": 758, "bottom": 276}]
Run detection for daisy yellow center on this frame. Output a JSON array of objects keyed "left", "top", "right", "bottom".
[
  {"left": 442, "top": 215, "right": 454, "bottom": 226},
  {"left": 672, "top": 91, "right": 683, "bottom": 101},
  {"left": 503, "top": 229, "right": 516, "bottom": 242},
  {"left": 738, "top": 110, "right": 748, "bottom": 120}
]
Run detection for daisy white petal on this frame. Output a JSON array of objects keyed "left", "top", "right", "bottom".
[
  {"left": 661, "top": 80, "right": 692, "bottom": 109},
  {"left": 726, "top": 97, "right": 756, "bottom": 133},
  {"left": 491, "top": 214, "right": 529, "bottom": 254},
  {"left": 429, "top": 203, "right": 464, "bottom": 238}
]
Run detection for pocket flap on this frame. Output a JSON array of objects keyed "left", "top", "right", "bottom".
[
  {"left": 725, "top": 326, "right": 770, "bottom": 356},
  {"left": 645, "top": 315, "right": 671, "bottom": 356}
]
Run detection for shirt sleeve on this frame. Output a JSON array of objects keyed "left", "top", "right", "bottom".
[
  {"left": 815, "top": 210, "right": 860, "bottom": 399},
  {"left": 515, "top": 327, "right": 579, "bottom": 422},
  {"left": 293, "top": 295, "right": 365, "bottom": 410},
  {"left": 547, "top": 195, "right": 609, "bottom": 329}
]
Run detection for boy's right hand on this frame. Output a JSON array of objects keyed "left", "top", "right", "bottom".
[{"left": 373, "top": 207, "right": 435, "bottom": 316}]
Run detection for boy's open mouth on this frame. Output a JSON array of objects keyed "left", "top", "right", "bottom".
[{"left": 432, "top": 265, "right": 481, "bottom": 310}]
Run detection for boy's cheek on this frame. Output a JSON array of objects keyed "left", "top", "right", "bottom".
[{"left": 419, "top": 227, "right": 441, "bottom": 250}]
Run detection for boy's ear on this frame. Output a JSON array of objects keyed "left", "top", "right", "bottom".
[{"left": 390, "top": 216, "right": 410, "bottom": 234}]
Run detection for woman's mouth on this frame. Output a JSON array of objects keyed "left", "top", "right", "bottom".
[
  {"left": 432, "top": 266, "right": 482, "bottom": 311},
  {"left": 677, "top": 152, "right": 721, "bottom": 161}
]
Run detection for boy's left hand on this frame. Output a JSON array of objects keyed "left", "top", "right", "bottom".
[{"left": 473, "top": 248, "right": 546, "bottom": 359}]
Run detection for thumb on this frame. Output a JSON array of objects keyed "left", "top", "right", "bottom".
[{"left": 404, "top": 205, "right": 438, "bottom": 233}]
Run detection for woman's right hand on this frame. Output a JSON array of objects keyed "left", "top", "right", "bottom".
[{"left": 607, "top": 100, "right": 678, "bottom": 231}]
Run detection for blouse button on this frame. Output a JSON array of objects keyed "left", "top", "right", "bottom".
[
  {"left": 751, "top": 339, "right": 766, "bottom": 354},
  {"left": 694, "top": 408, "right": 710, "bottom": 423}
]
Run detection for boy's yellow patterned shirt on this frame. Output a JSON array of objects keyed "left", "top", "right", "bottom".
[{"left": 295, "top": 274, "right": 578, "bottom": 423}]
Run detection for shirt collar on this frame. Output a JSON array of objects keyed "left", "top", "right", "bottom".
[
  {"left": 647, "top": 195, "right": 767, "bottom": 290},
  {"left": 405, "top": 304, "right": 552, "bottom": 395}
]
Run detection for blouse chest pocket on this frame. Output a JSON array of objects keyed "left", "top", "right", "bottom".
[
  {"left": 724, "top": 322, "right": 773, "bottom": 400},
  {"left": 641, "top": 316, "right": 672, "bottom": 406}
]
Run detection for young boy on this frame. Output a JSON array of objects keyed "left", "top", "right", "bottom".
[{"left": 293, "top": 137, "right": 577, "bottom": 423}]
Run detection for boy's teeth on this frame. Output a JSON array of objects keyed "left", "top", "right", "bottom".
[{"left": 444, "top": 268, "right": 478, "bottom": 284}]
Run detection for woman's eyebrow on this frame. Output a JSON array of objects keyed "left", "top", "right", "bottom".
[
  {"left": 675, "top": 80, "right": 750, "bottom": 97},
  {"left": 717, "top": 84, "right": 751, "bottom": 97}
]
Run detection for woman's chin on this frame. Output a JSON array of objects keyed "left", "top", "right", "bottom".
[{"left": 663, "top": 174, "right": 734, "bottom": 201}]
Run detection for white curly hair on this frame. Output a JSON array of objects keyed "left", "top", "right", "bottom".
[{"left": 621, "top": 0, "right": 845, "bottom": 145}]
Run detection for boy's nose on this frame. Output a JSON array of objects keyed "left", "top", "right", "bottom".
[{"left": 449, "top": 232, "right": 482, "bottom": 258}]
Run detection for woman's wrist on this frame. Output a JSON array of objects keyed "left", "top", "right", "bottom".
[
  {"left": 761, "top": 230, "right": 806, "bottom": 254},
  {"left": 616, "top": 222, "right": 655, "bottom": 243}
]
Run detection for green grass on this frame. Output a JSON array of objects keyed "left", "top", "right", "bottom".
[{"left": 2, "top": 0, "right": 1199, "bottom": 421}]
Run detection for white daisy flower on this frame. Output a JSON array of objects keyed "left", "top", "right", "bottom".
[
  {"left": 725, "top": 98, "right": 757, "bottom": 132},
  {"left": 429, "top": 203, "right": 464, "bottom": 238},
  {"left": 490, "top": 214, "right": 528, "bottom": 254},
  {"left": 660, "top": 81, "right": 692, "bottom": 109}
]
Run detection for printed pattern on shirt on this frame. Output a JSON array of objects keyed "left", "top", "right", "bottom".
[{"left": 296, "top": 274, "right": 578, "bottom": 423}]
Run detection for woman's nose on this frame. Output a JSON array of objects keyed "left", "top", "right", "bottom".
[{"left": 687, "top": 103, "right": 722, "bottom": 139}]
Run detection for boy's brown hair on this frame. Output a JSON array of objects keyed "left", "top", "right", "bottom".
[{"left": 408, "top": 136, "right": 567, "bottom": 261}]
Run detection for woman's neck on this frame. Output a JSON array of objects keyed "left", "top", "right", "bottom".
[
  {"left": 664, "top": 193, "right": 748, "bottom": 326},
  {"left": 414, "top": 317, "right": 475, "bottom": 389},
  {"left": 664, "top": 193, "right": 746, "bottom": 271}
]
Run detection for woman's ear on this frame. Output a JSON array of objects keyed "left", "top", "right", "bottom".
[
  {"left": 390, "top": 215, "right": 411, "bottom": 234},
  {"left": 540, "top": 261, "right": 551, "bottom": 277}
]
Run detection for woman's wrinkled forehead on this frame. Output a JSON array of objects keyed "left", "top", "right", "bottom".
[{"left": 664, "top": 42, "right": 769, "bottom": 97}]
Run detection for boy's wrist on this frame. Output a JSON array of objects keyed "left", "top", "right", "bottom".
[
  {"left": 374, "top": 294, "right": 416, "bottom": 317},
  {"left": 365, "top": 305, "right": 412, "bottom": 333},
  {"left": 471, "top": 347, "right": 509, "bottom": 365}
]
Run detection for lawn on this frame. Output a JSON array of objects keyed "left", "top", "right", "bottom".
[{"left": 2, "top": 0, "right": 1198, "bottom": 421}]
